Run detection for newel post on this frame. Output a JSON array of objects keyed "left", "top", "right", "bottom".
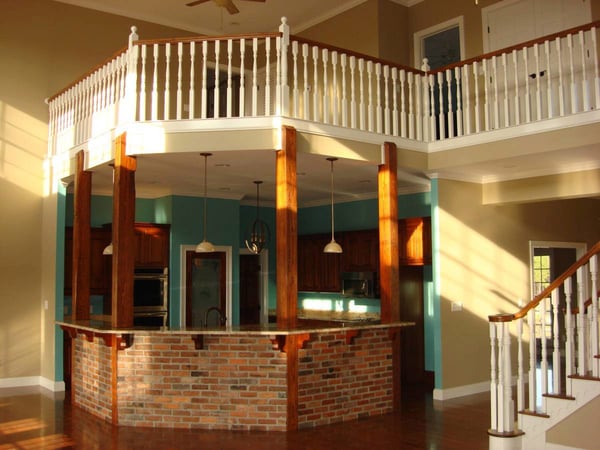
[
  {"left": 124, "top": 26, "right": 139, "bottom": 123},
  {"left": 279, "top": 17, "right": 290, "bottom": 116}
]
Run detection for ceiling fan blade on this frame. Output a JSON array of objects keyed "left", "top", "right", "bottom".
[
  {"left": 186, "top": 0, "right": 211, "bottom": 6},
  {"left": 224, "top": 0, "right": 240, "bottom": 14}
]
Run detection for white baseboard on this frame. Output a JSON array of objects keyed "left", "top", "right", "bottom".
[
  {"left": 433, "top": 380, "right": 490, "bottom": 400},
  {"left": 0, "top": 376, "right": 65, "bottom": 392}
]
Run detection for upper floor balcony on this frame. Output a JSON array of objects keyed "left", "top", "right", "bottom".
[{"left": 47, "top": 18, "right": 600, "bottom": 202}]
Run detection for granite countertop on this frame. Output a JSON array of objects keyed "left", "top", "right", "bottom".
[{"left": 57, "top": 316, "right": 414, "bottom": 336}]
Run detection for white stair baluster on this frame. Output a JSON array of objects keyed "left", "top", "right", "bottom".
[
  {"left": 408, "top": 72, "right": 415, "bottom": 139},
  {"left": 275, "top": 36, "right": 281, "bottom": 115},
  {"left": 264, "top": 38, "right": 270, "bottom": 116},
  {"left": 491, "top": 55, "right": 499, "bottom": 129},
  {"left": 164, "top": 43, "right": 171, "bottom": 120},
  {"left": 579, "top": 30, "right": 590, "bottom": 112},
  {"left": 367, "top": 61, "right": 374, "bottom": 132},
  {"left": 332, "top": 51, "right": 339, "bottom": 126},
  {"left": 358, "top": 58, "right": 365, "bottom": 130},
  {"left": 437, "top": 71, "right": 445, "bottom": 138},
  {"left": 227, "top": 39, "right": 233, "bottom": 118},
  {"left": 490, "top": 322, "right": 498, "bottom": 432},
  {"left": 292, "top": 41, "right": 299, "bottom": 118},
  {"left": 322, "top": 49, "right": 329, "bottom": 124},
  {"left": 375, "top": 63, "right": 382, "bottom": 133},
  {"left": 502, "top": 321, "right": 514, "bottom": 432},
  {"left": 473, "top": 61, "right": 480, "bottom": 133},
  {"left": 429, "top": 74, "right": 436, "bottom": 139},
  {"left": 544, "top": 40, "right": 553, "bottom": 119},
  {"left": 501, "top": 53, "right": 509, "bottom": 126},
  {"left": 512, "top": 50, "right": 521, "bottom": 125},
  {"left": 454, "top": 66, "right": 462, "bottom": 137},
  {"left": 302, "top": 43, "right": 310, "bottom": 121},
  {"left": 399, "top": 70, "right": 406, "bottom": 138},
  {"left": 214, "top": 40, "right": 221, "bottom": 118},
  {"left": 189, "top": 42, "right": 196, "bottom": 119},
  {"left": 523, "top": 48, "right": 531, "bottom": 123},
  {"left": 349, "top": 56, "right": 356, "bottom": 128},
  {"left": 551, "top": 290, "right": 561, "bottom": 394},
  {"left": 540, "top": 296, "right": 548, "bottom": 412},
  {"left": 140, "top": 44, "right": 147, "bottom": 121},
  {"left": 446, "top": 69, "right": 454, "bottom": 138},
  {"left": 383, "top": 65, "right": 390, "bottom": 135},
  {"left": 577, "top": 266, "right": 587, "bottom": 376},
  {"left": 252, "top": 38, "right": 258, "bottom": 117},
  {"left": 567, "top": 34, "right": 578, "bottom": 113},
  {"left": 201, "top": 41, "right": 208, "bottom": 119},
  {"left": 313, "top": 46, "right": 319, "bottom": 122},
  {"left": 533, "top": 43, "right": 542, "bottom": 120},
  {"left": 528, "top": 307, "right": 537, "bottom": 411},
  {"left": 591, "top": 26, "right": 600, "bottom": 110},
  {"left": 556, "top": 37, "right": 565, "bottom": 117},
  {"left": 590, "top": 255, "right": 599, "bottom": 377},
  {"left": 462, "top": 66, "right": 470, "bottom": 135},
  {"left": 239, "top": 39, "right": 245, "bottom": 118},
  {"left": 415, "top": 71, "right": 422, "bottom": 140},
  {"left": 176, "top": 42, "right": 183, "bottom": 120},
  {"left": 565, "top": 277, "right": 574, "bottom": 396},
  {"left": 392, "top": 68, "right": 398, "bottom": 137},
  {"left": 341, "top": 54, "right": 348, "bottom": 127},
  {"left": 516, "top": 303, "right": 524, "bottom": 429}
]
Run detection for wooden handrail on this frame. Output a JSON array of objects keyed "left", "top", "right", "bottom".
[
  {"left": 133, "top": 31, "right": 281, "bottom": 46},
  {"left": 429, "top": 20, "right": 600, "bottom": 75},
  {"left": 289, "top": 34, "right": 425, "bottom": 76},
  {"left": 489, "top": 240, "right": 600, "bottom": 322}
]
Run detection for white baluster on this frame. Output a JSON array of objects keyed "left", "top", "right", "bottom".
[
  {"left": 239, "top": 39, "right": 245, "bottom": 118},
  {"left": 201, "top": 41, "right": 208, "bottom": 119},
  {"left": 567, "top": 34, "right": 578, "bottom": 113},
  {"left": 590, "top": 255, "right": 599, "bottom": 377},
  {"left": 350, "top": 56, "right": 356, "bottom": 128},
  {"left": 415, "top": 72, "right": 422, "bottom": 140},
  {"left": 516, "top": 302, "right": 524, "bottom": 429},
  {"left": 292, "top": 41, "right": 299, "bottom": 118},
  {"left": 544, "top": 40, "right": 553, "bottom": 119},
  {"left": 565, "top": 277, "right": 574, "bottom": 396},
  {"left": 421, "top": 72, "right": 430, "bottom": 142},
  {"left": 383, "top": 65, "right": 390, "bottom": 135},
  {"left": 275, "top": 36, "right": 281, "bottom": 116},
  {"left": 375, "top": 63, "right": 382, "bottom": 133},
  {"left": 367, "top": 61, "right": 374, "bottom": 132},
  {"left": 462, "top": 66, "right": 470, "bottom": 135},
  {"left": 591, "top": 27, "right": 600, "bottom": 110},
  {"left": 528, "top": 307, "right": 537, "bottom": 411},
  {"left": 124, "top": 27, "right": 139, "bottom": 123},
  {"left": 454, "top": 66, "right": 462, "bottom": 137},
  {"left": 264, "top": 37, "right": 270, "bottom": 116},
  {"left": 214, "top": 40, "right": 221, "bottom": 118},
  {"left": 155, "top": 44, "right": 162, "bottom": 120},
  {"left": 408, "top": 72, "right": 415, "bottom": 139},
  {"left": 501, "top": 53, "right": 509, "bottom": 126},
  {"left": 278, "top": 17, "right": 290, "bottom": 116},
  {"left": 577, "top": 266, "right": 587, "bottom": 376},
  {"left": 392, "top": 68, "right": 398, "bottom": 137},
  {"left": 322, "top": 49, "right": 329, "bottom": 124},
  {"left": 140, "top": 44, "right": 148, "bottom": 121},
  {"left": 332, "top": 51, "right": 339, "bottom": 126},
  {"left": 312, "top": 46, "right": 319, "bottom": 121},
  {"left": 341, "top": 54, "right": 348, "bottom": 128},
  {"left": 189, "top": 42, "right": 196, "bottom": 119},
  {"left": 227, "top": 39, "right": 233, "bottom": 118},
  {"left": 497, "top": 322, "right": 506, "bottom": 431},
  {"left": 473, "top": 61, "right": 481, "bottom": 133},
  {"left": 579, "top": 30, "right": 590, "bottom": 112},
  {"left": 399, "top": 70, "right": 406, "bottom": 138},
  {"left": 491, "top": 55, "right": 499, "bottom": 129},
  {"left": 302, "top": 43, "right": 310, "bottom": 121},
  {"left": 429, "top": 74, "right": 436, "bottom": 139},
  {"left": 177, "top": 42, "right": 183, "bottom": 120},
  {"left": 446, "top": 69, "right": 454, "bottom": 138},
  {"left": 359, "top": 58, "right": 365, "bottom": 130},
  {"left": 502, "top": 321, "right": 514, "bottom": 432},
  {"left": 523, "top": 48, "right": 531, "bottom": 123},
  {"left": 533, "top": 44, "right": 542, "bottom": 120},
  {"left": 512, "top": 50, "right": 521, "bottom": 125},
  {"left": 556, "top": 37, "right": 565, "bottom": 117},
  {"left": 437, "top": 71, "right": 445, "bottom": 138},
  {"left": 164, "top": 43, "right": 171, "bottom": 120},
  {"left": 252, "top": 38, "right": 258, "bottom": 117},
  {"left": 490, "top": 321, "right": 498, "bottom": 432},
  {"left": 551, "top": 290, "right": 561, "bottom": 394},
  {"left": 540, "top": 297, "right": 548, "bottom": 411}
]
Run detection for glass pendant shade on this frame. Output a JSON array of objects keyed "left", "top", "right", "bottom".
[
  {"left": 197, "top": 153, "right": 214, "bottom": 253},
  {"left": 324, "top": 157, "right": 342, "bottom": 254},
  {"left": 245, "top": 181, "right": 270, "bottom": 254},
  {"left": 102, "top": 242, "right": 113, "bottom": 255}
]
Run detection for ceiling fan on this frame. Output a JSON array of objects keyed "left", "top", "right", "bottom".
[{"left": 186, "top": 0, "right": 266, "bottom": 15}]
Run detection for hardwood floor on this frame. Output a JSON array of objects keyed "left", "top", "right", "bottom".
[{"left": 0, "top": 386, "right": 490, "bottom": 449}]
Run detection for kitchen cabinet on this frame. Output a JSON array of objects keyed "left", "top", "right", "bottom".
[
  {"left": 64, "top": 227, "right": 111, "bottom": 295},
  {"left": 399, "top": 217, "right": 431, "bottom": 266},
  {"left": 298, "top": 234, "right": 341, "bottom": 292},
  {"left": 134, "top": 223, "right": 170, "bottom": 268},
  {"left": 340, "top": 229, "right": 379, "bottom": 272}
]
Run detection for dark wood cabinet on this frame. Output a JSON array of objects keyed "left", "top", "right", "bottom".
[
  {"left": 134, "top": 223, "right": 170, "bottom": 268},
  {"left": 298, "top": 234, "right": 341, "bottom": 292},
  {"left": 340, "top": 229, "right": 379, "bottom": 272},
  {"left": 64, "top": 227, "right": 111, "bottom": 295},
  {"left": 399, "top": 217, "right": 431, "bottom": 266}
]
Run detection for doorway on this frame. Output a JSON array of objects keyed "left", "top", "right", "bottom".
[
  {"left": 239, "top": 249, "right": 269, "bottom": 325},
  {"left": 182, "top": 246, "right": 232, "bottom": 327}
]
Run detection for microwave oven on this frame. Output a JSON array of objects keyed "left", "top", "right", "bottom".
[
  {"left": 341, "top": 272, "right": 378, "bottom": 298},
  {"left": 133, "top": 268, "right": 168, "bottom": 326}
]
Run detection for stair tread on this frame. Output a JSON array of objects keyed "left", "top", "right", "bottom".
[
  {"left": 519, "top": 409, "right": 550, "bottom": 418},
  {"left": 543, "top": 393, "right": 576, "bottom": 400}
]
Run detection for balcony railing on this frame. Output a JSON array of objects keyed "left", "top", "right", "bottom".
[{"left": 47, "top": 18, "right": 600, "bottom": 168}]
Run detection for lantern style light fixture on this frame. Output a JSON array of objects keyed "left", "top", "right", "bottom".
[
  {"left": 323, "top": 157, "right": 342, "bottom": 253},
  {"left": 245, "top": 180, "right": 270, "bottom": 254},
  {"left": 196, "top": 153, "right": 215, "bottom": 253}
]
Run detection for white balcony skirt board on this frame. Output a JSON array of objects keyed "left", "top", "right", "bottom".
[{"left": 0, "top": 376, "right": 64, "bottom": 392}]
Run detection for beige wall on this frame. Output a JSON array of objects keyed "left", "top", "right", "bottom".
[
  {"left": 0, "top": 0, "right": 194, "bottom": 384},
  {"left": 437, "top": 178, "right": 599, "bottom": 389}
]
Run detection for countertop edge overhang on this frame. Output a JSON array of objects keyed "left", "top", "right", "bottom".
[{"left": 57, "top": 318, "right": 414, "bottom": 336}]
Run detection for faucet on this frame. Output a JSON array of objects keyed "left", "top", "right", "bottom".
[{"left": 204, "top": 306, "right": 226, "bottom": 327}]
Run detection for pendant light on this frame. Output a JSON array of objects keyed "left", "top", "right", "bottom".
[
  {"left": 245, "top": 180, "right": 270, "bottom": 254},
  {"left": 196, "top": 153, "right": 215, "bottom": 253},
  {"left": 323, "top": 157, "right": 342, "bottom": 253}
]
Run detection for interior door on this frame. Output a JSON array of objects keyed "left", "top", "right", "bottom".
[
  {"left": 185, "top": 251, "right": 226, "bottom": 327},
  {"left": 239, "top": 254, "right": 261, "bottom": 325}
]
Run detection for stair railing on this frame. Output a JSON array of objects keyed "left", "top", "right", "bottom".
[{"left": 488, "top": 241, "right": 599, "bottom": 437}]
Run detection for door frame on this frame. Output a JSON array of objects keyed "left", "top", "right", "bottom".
[
  {"left": 179, "top": 244, "right": 232, "bottom": 327},
  {"left": 239, "top": 248, "right": 269, "bottom": 326}
]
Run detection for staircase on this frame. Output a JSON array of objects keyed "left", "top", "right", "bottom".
[{"left": 488, "top": 241, "right": 600, "bottom": 450}]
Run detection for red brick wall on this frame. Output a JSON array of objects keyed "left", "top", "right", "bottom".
[
  {"left": 72, "top": 336, "right": 113, "bottom": 422},
  {"left": 297, "top": 329, "right": 394, "bottom": 428},
  {"left": 116, "top": 334, "right": 288, "bottom": 430}
]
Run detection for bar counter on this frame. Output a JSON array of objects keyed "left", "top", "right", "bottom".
[{"left": 58, "top": 317, "right": 413, "bottom": 431}]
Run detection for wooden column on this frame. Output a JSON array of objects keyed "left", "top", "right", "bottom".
[
  {"left": 276, "top": 125, "right": 298, "bottom": 328},
  {"left": 378, "top": 141, "right": 401, "bottom": 410},
  {"left": 111, "top": 133, "right": 136, "bottom": 328},
  {"left": 72, "top": 150, "right": 91, "bottom": 320}
]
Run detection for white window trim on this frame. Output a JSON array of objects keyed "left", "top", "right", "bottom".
[{"left": 413, "top": 15, "right": 465, "bottom": 70}]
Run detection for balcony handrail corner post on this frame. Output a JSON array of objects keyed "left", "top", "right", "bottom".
[
  {"left": 279, "top": 17, "right": 290, "bottom": 116},
  {"left": 123, "top": 25, "right": 140, "bottom": 127}
]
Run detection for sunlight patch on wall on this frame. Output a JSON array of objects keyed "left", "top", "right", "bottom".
[{"left": 0, "top": 101, "right": 46, "bottom": 196}]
